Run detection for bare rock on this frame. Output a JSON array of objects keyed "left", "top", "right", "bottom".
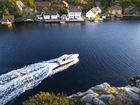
[
  {"left": 99, "top": 94, "right": 115, "bottom": 100},
  {"left": 80, "top": 93, "right": 98, "bottom": 103},
  {"left": 93, "top": 98, "right": 106, "bottom": 105}
]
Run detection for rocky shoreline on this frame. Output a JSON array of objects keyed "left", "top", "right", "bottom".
[{"left": 69, "top": 76, "right": 140, "bottom": 105}]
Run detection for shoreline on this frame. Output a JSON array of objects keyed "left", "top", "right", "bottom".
[
  {"left": 1, "top": 16, "right": 140, "bottom": 24},
  {"left": 69, "top": 76, "right": 140, "bottom": 105}
]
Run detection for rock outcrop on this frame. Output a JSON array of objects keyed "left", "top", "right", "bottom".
[
  {"left": 130, "top": 75, "right": 140, "bottom": 88},
  {"left": 69, "top": 82, "right": 140, "bottom": 105}
]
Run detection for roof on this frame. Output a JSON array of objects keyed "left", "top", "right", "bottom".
[
  {"left": 44, "top": 10, "right": 57, "bottom": 15},
  {"left": 62, "top": 0, "right": 68, "bottom": 6},
  {"left": 68, "top": 6, "right": 81, "bottom": 12},
  {"left": 35, "top": 2, "right": 51, "bottom": 7},
  {"left": 108, "top": 6, "right": 122, "bottom": 10},
  {"left": 51, "top": 4, "right": 62, "bottom": 8},
  {"left": 124, "top": 6, "right": 134, "bottom": 12},
  {"left": 87, "top": 7, "right": 101, "bottom": 14},
  {"left": 3, "top": 15, "right": 14, "bottom": 19}
]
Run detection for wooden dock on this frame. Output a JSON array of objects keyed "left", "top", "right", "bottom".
[
  {"left": 44, "top": 20, "right": 60, "bottom": 23},
  {"left": 44, "top": 19, "right": 85, "bottom": 23}
]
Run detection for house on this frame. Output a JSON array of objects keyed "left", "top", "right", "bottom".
[
  {"left": 67, "top": 6, "right": 82, "bottom": 19},
  {"left": 35, "top": 2, "right": 51, "bottom": 11},
  {"left": 86, "top": 7, "right": 101, "bottom": 19},
  {"left": 15, "top": 1, "right": 25, "bottom": 11},
  {"left": 123, "top": 6, "right": 134, "bottom": 15},
  {"left": 108, "top": 6, "right": 122, "bottom": 15},
  {"left": 43, "top": 10, "right": 59, "bottom": 20},
  {"left": 3, "top": 15, "right": 14, "bottom": 22}
]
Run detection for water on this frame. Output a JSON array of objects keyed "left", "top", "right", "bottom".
[{"left": 0, "top": 20, "right": 140, "bottom": 105}]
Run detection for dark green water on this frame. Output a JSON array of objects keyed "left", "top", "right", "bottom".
[{"left": 0, "top": 20, "right": 140, "bottom": 105}]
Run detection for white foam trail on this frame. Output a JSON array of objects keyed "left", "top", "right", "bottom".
[{"left": 0, "top": 55, "right": 79, "bottom": 105}]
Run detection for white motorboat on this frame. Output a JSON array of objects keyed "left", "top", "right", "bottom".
[
  {"left": 94, "top": 20, "right": 99, "bottom": 23},
  {"left": 60, "top": 20, "right": 65, "bottom": 24},
  {"left": 58, "top": 54, "right": 79, "bottom": 65},
  {"left": 0, "top": 54, "right": 79, "bottom": 105},
  {"left": 24, "top": 19, "right": 34, "bottom": 22}
]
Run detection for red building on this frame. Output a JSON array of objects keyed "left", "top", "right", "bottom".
[{"left": 123, "top": 11, "right": 129, "bottom": 15}]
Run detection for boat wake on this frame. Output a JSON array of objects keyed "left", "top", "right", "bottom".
[{"left": 0, "top": 54, "right": 79, "bottom": 105}]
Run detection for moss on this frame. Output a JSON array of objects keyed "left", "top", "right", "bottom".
[
  {"left": 22, "top": 92, "right": 75, "bottom": 105},
  {"left": 120, "top": 87, "right": 125, "bottom": 93},
  {"left": 109, "top": 98, "right": 116, "bottom": 105}
]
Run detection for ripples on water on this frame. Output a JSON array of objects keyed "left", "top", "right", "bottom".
[{"left": 0, "top": 20, "right": 140, "bottom": 105}]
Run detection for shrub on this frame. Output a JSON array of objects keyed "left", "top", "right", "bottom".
[{"left": 22, "top": 92, "right": 75, "bottom": 105}]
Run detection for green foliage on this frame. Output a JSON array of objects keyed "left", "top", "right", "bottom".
[
  {"left": 28, "top": 0, "right": 34, "bottom": 7},
  {"left": 4, "top": 10, "right": 10, "bottom": 15},
  {"left": 22, "top": 92, "right": 75, "bottom": 105},
  {"left": 16, "top": 11, "right": 23, "bottom": 17},
  {"left": 57, "top": 8, "right": 68, "bottom": 16},
  {"left": 44, "top": 7, "right": 48, "bottom": 11}
]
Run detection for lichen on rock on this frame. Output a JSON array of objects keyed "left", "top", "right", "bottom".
[{"left": 69, "top": 82, "right": 140, "bottom": 105}]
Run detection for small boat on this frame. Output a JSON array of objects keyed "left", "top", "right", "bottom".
[
  {"left": 24, "top": 19, "right": 34, "bottom": 23},
  {"left": 2, "top": 19, "right": 12, "bottom": 25},
  {"left": 102, "top": 16, "right": 106, "bottom": 19},
  {"left": 98, "top": 18, "right": 103, "bottom": 21},
  {"left": 94, "top": 20, "right": 99, "bottom": 23},
  {"left": 58, "top": 54, "right": 79, "bottom": 65},
  {"left": 60, "top": 20, "right": 65, "bottom": 24}
]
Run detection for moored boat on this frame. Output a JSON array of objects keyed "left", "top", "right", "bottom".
[
  {"left": 60, "top": 20, "right": 65, "bottom": 24},
  {"left": 2, "top": 20, "right": 12, "bottom": 25},
  {"left": 24, "top": 19, "right": 34, "bottom": 23}
]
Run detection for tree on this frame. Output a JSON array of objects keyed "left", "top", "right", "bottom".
[
  {"left": 4, "top": 10, "right": 10, "bottom": 15},
  {"left": 16, "top": 11, "right": 23, "bottom": 17},
  {"left": 44, "top": 7, "right": 48, "bottom": 11},
  {"left": 28, "top": 0, "right": 34, "bottom": 7},
  {"left": 57, "top": 8, "right": 68, "bottom": 16}
]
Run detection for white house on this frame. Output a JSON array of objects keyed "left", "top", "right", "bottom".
[
  {"left": 43, "top": 10, "right": 59, "bottom": 20},
  {"left": 86, "top": 7, "right": 101, "bottom": 19},
  {"left": 67, "top": 6, "right": 82, "bottom": 20}
]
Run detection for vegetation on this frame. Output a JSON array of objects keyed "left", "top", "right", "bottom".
[
  {"left": 22, "top": 92, "right": 75, "bottom": 105},
  {"left": 57, "top": 8, "right": 68, "bottom": 16}
]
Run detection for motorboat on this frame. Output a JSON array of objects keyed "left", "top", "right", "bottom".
[
  {"left": 0, "top": 54, "right": 79, "bottom": 105},
  {"left": 24, "top": 19, "right": 34, "bottom": 23},
  {"left": 2, "top": 19, "right": 12, "bottom": 25},
  {"left": 94, "top": 20, "right": 99, "bottom": 23},
  {"left": 58, "top": 54, "right": 79, "bottom": 65},
  {"left": 60, "top": 20, "right": 65, "bottom": 24}
]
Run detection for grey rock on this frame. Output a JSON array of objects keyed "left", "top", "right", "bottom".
[
  {"left": 80, "top": 93, "right": 98, "bottom": 103},
  {"left": 99, "top": 94, "right": 115, "bottom": 100},
  {"left": 125, "top": 85, "right": 140, "bottom": 94},
  {"left": 93, "top": 98, "right": 106, "bottom": 105},
  {"left": 85, "top": 89, "right": 94, "bottom": 94},
  {"left": 91, "top": 82, "right": 110, "bottom": 91},
  {"left": 86, "top": 103, "right": 92, "bottom": 105},
  {"left": 77, "top": 92, "right": 85, "bottom": 96},
  {"left": 124, "top": 87, "right": 139, "bottom": 101}
]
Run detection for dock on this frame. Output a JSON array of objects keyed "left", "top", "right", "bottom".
[{"left": 44, "top": 19, "right": 85, "bottom": 23}]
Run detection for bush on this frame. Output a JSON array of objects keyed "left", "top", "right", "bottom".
[{"left": 22, "top": 92, "right": 75, "bottom": 105}]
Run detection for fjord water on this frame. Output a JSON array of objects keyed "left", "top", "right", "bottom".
[{"left": 0, "top": 20, "right": 140, "bottom": 104}]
